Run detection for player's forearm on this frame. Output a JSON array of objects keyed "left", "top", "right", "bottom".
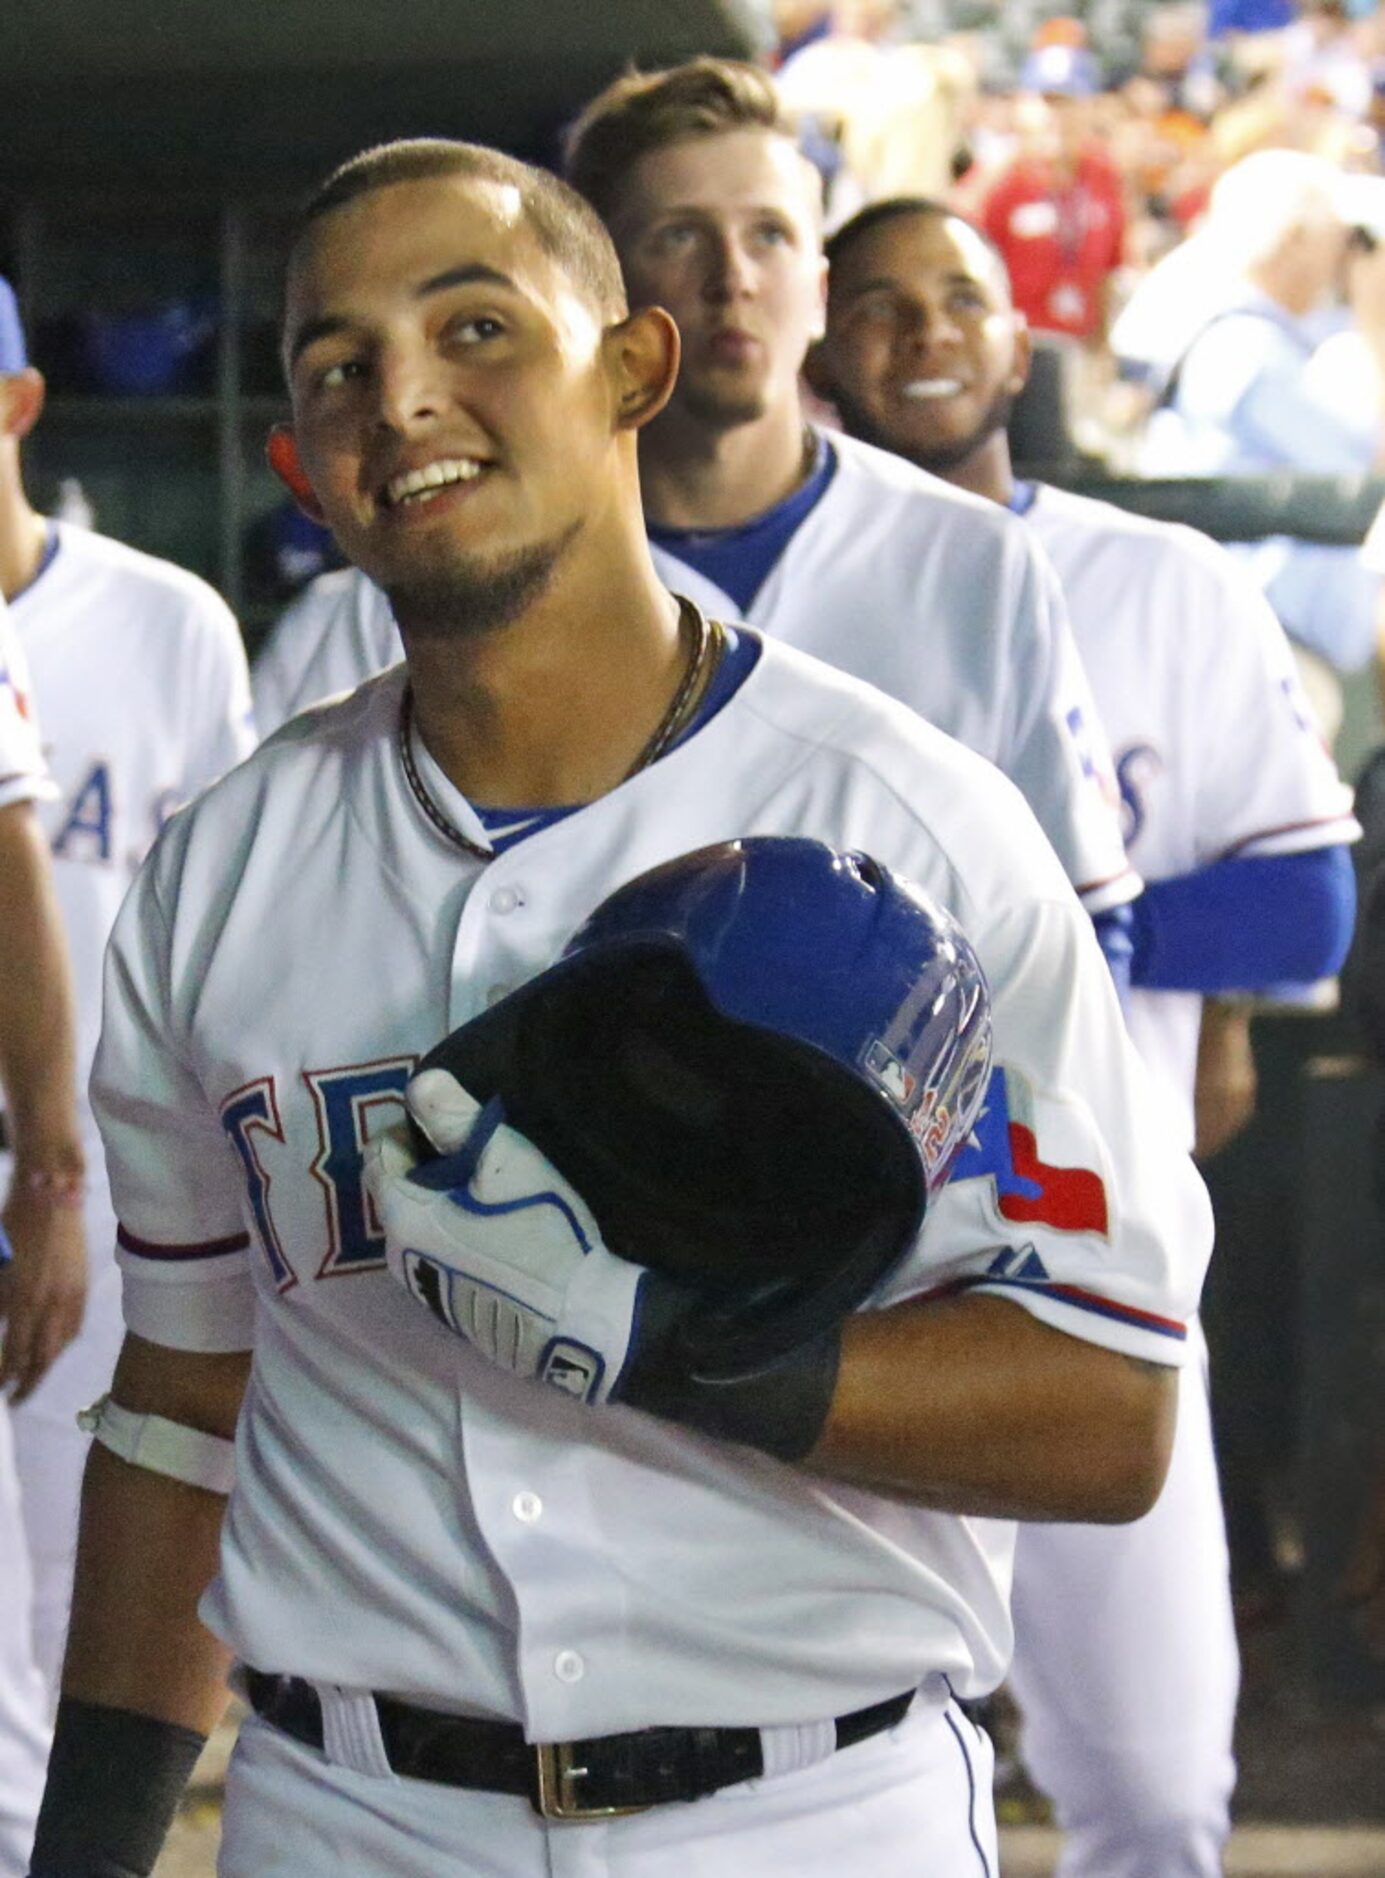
[
  {"left": 0, "top": 800, "right": 83, "bottom": 1169},
  {"left": 808, "top": 1293, "right": 1176, "bottom": 1523},
  {"left": 62, "top": 1444, "right": 235, "bottom": 1731},
  {"left": 60, "top": 1336, "right": 250, "bottom": 1732}
]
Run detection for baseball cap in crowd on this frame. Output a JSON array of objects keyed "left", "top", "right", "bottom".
[
  {"left": 1019, "top": 42, "right": 1100, "bottom": 97},
  {"left": 0, "top": 278, "right": 27, "bottom": 374}
]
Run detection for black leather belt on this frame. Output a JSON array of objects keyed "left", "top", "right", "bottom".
[{"left": 243, "top": 1668, "right": 914, "bottom": 1821}]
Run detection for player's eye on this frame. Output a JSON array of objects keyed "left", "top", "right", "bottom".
[
  {"left": 752, "top": 219, "right": 793, "bottom": 248},
  {"left": 447, "top": 314, "right": 506, "bottom": 345},
  {"left": 315, "top": 357, "right": 367, "bottom": 393},
  {"left": 852, "top": 295, "right": 902, "bottom": 328},
  {"left": 650, "top": 222, "right": 699, "bottom": 255}
]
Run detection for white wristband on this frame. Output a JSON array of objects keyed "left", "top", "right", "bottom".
[{"left": 77, "top": 1393, "right": 237, "bottom": 1496}]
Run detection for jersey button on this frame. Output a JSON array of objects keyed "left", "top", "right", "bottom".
[
  {"left": 512, "top": 1491, "right": 543, "bottom": 1523},
  {"left": 489, "top": 886, "right": 525, "bottom": 915},
  {"left": 554, "top": 1650, "right": 585, "bottom": 1684}
]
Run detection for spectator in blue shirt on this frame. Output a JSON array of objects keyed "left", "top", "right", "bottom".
[{"left": 1142, "top": 149, "right": 1385, "bottom": 720}]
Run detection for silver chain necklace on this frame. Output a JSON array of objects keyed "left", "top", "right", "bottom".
[{"left": 397, "top": 597, "right": 721, "bottom": 862}]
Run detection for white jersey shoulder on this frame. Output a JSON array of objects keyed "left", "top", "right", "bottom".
[
  {"left": 652, "top": 431, "right": 1135, "bottom": 912},
  {"left": 252, "top": 566, "right": 403, "bottom": 736}
]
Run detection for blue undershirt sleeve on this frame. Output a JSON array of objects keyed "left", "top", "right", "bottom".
[
  {"left": 1091, "top": 904, "right": 1134, "bottom": 1001},
  {"left": 1129, "top": 845, "right": 1356, "bottom": 993}
]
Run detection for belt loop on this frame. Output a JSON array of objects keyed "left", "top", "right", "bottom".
[
  {"left": 756, "top": 1717, "right": 837, "bottom": 1782},
  {"left": 313, "top": 1682, "right": 396, "bottom": 1780}
]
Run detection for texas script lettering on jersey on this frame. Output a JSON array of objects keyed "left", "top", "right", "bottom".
[{"left": 220, "top": 1057, "right": 415, "bottom": 1288}]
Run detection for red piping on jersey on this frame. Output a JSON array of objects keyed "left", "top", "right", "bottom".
[
  {"left": 116, "top": 1224, "right": 251, "bottom": 1260},
  {"left": 1217, "top": 815, "right": 1358, "bottom": 861},
  {"left": 927, "top": 1272, "right": 1187, "bottom": 1340}
]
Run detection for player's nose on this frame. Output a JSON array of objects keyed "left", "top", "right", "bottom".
[
  {"left": 703, "top": 231, "right": 756, "bottom": 301},
  {"left": 904, "top": 300, "right": 964, "bottom": 360},
  {"left": 372, "top": 344, "right": 448, "bottom": 435}
]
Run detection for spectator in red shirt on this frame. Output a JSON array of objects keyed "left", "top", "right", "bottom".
[{"left": 980, "top": 41, "right": 1126, "bottom": 345}]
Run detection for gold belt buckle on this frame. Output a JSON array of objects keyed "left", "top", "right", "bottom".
[{"left": 534, "top": 1739, "right": 653, "bottom": 1821}]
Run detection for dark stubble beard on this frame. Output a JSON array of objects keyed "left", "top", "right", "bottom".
[
  {"left": 830, "top": 382, "right": 1017, "bottom": 478},
  {"left": 383, "top": 519, "right": 582, "bottom": 643}
]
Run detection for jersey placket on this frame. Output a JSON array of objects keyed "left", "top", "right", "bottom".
[{"left": 444, "top": 838, "right": 628, "bottom": 1739}]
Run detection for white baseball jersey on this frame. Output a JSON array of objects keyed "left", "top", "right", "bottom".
[
  {"left": 652, "top": 433, "right": 1135, "bottom": 914},
  {"left": 252, "top": 566, "right": 402, "bottom": 737},
  {"left": 1024, "top": 484, "right": 1359, "bottom": 1142},
  {"left": 94, "top": 634, "right": 1208, "bottom": 1739},
  {"left": 8, "top": 523, "right": 256, "bottom": 1133},
  {"left": 251, "top": 438, "right": 1135, "bottom": 914},
  {"left": 0, "top": 595, "right": 50, "bottom": 812}
]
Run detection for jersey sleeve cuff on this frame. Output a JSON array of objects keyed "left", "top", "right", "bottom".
[
  {"left": 1075, "top": 865, "right": 1142, "bottom": 916},
  {"left": 961, "top": 1275, "right": 1190, "bottom": 1368},
  {"left": 0, "top": 771, "right": 57, "bottom": 811},
  {"left": 1221, "top": 815, "right": 1362, "bottom": 861},
  {"left": 116, "top": 1228, "right": 257, "bottom": 1353}
]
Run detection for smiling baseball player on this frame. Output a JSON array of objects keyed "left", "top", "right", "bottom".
[
  {"left": 808, "top": 195, "right": 1359, "bottom": 1878},
  {"left": 28, "top": 140, "right": 1210, "bottom": 1878},
  {"left": 254, "top": 63, "right": 1136, "bottom": 968}
]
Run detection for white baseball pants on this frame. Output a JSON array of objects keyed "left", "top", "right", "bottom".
[
  {"left": 219, "top": 1695, "right": 999, "bottom": 1876},
  {"left": 1008, "top": 1325, "right": 1239, "bottom": 1878}
]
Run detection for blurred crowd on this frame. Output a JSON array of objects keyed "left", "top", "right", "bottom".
[
  {"left": 768, "top": 0, "right": 1385, "bottom": 306},
  {"left": 759, "top": 0, "right": 1385, "bottom": 737}
]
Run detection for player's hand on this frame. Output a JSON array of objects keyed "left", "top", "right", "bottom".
[
  {"left": 365, "top": 1069, "right": 649, "bottom": 1405},
  {"left": 1340, "top": 1464, "right": 1385, "bottom": 1660},
  {"left": 368, "top": 1067, "right": 842, "bottom": 1461},
  {"left": 0, "top": 1182, "right": 88, "bottom": 1403},
  {"left": 1192, "top": 1000, "right": 1257, "bottom": 1162}
]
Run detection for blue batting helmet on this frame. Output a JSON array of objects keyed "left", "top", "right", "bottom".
[{"left": 421, "top": 837, "right": 992, "bottom": 1376}]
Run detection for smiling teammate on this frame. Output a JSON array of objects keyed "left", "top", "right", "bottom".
[
  {"left": 808, "top": 195, "right": 1358, "bottom": 1878},
  {"left": 28, "top": 140, "right": 1210, "bottom": 1878}
]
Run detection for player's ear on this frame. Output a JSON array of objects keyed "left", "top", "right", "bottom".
[
  {"left": 267, "top": 425, "right": 326, "bottom": 523},
  {"left": 0, "top": 367, "right": 45, "bottom": 441},
  {"left": 607, "top": 305, "right": 680, "bottom": 432},
  {"left": 1007, "top": 314, "right": 1033, "bottom": 395}
]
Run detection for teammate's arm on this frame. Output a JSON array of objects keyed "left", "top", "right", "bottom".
[
  {"left": 1129, "top": 843, "right": 1356, "bottom": 991},
  {"left": 0, "top": 795, "right": 87, "bottom": 1401}
]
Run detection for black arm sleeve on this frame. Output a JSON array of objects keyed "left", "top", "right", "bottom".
[{"left": 28, "top": 1698, "right": 206, "bottom": 1878}]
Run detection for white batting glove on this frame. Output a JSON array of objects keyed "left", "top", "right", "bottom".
[{"left": 364, "top": 1069, "right": 647, "bottom": 1404}]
